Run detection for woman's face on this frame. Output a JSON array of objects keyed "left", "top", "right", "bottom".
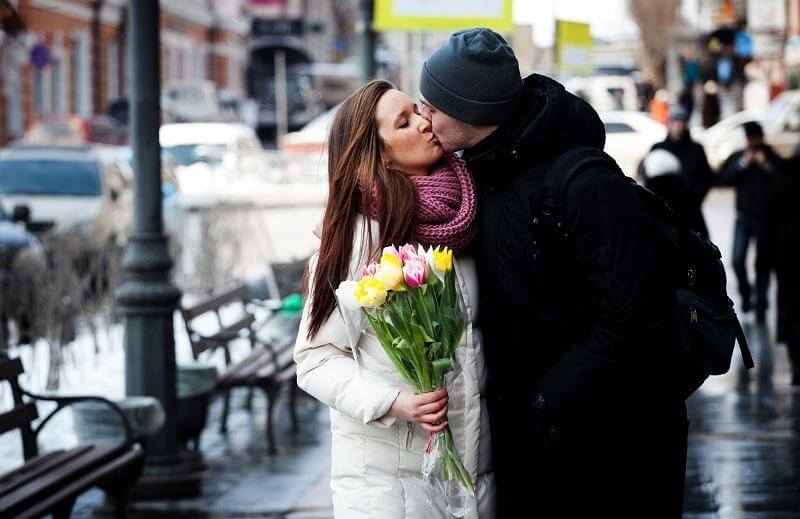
[{"left": 375, "top": 89, "right": 443, "bottom": 176}]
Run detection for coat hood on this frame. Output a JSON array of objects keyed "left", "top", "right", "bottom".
[{"left": 465, "top": 74, "right": 605, "bottom": 167}]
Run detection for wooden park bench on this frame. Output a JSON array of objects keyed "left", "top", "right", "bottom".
[
  {"left": 0, "top": 356, "right": 144, "bottom": 519},
  {"left": 180, "top": 283, "right": 300, "bottom": 454}
]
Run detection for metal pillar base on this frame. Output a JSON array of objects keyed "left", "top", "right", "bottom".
[{"left": 129, "top": 453, "right": 203, "bottom": 499}]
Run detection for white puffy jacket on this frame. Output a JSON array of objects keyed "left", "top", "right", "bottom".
[{"left": 295, "top": 217, "right": 495, "bottom": 518}]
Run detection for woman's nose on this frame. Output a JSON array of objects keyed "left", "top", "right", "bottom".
[{"left": 417, "top": 115, "right": 431, "bottom": 133}]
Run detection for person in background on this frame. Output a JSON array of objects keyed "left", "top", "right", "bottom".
[
  {"left": 640, "top": 148, "right": 708, "bottom": 237},
  {"left": 762, "top": 149, "right": 800, "bottom": 385},
  {"left": 717, "top": 121, "right": 779, "bottom": 322},
  {"left": 650, "top": 88, "right": 670, "bottom": 124},
  {"left": 650, "top": 105, "right": 712, "bottom": 238},
  {"left": 701, "top": 80, "right": 721, "bottom": 129}
]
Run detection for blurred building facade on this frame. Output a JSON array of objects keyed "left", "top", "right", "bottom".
[{"left": 0, "top": 0, "right": 250, "bottom": 146}]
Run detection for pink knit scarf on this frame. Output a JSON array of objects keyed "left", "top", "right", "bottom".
[{"left": 370, "top": 154, "right": 477, "bottom": 250}]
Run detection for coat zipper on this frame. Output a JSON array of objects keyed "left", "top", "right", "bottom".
[{"left": 404, "top": 421, "right": 414, "bottom": 449}]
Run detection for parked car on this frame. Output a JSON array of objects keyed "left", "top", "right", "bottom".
[
  {"left": 160, "top": 122, "right": 272, "bottom": 192},
  {"left": 565, "top": 75, "right": 640, "bottom": 112},
  {"left": 279, "top": 104, "right": 338, "bottom": 156},
  {"left": 0, "top": 199, "right": 44, "bottom": 346},
  {"left": 0, "top": 145, "right": 132, "bottom": 242},
  {"left": 599, "top": 111, "right": 667, "bottom": 178},
  {"left": 24, "top": 115, "right": 128, "bottom": 146},
  {"left": 0, "top": 200, "right": 41, "bottom": 270},
  {"left": 696, "top": 90, "right": 800, "bottom": 168},
  {"left": 162, "top": 80, "right": 225, "bottom": 123}
]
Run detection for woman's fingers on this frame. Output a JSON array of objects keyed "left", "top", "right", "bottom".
[
  {"left": 416, "top": 396, "right": 448, "bottom": 416},
  {"left": 415, "top": 389, "right": 447, "bottom": 404},
  {"left": 419, "top": 405, "right": 448, "bottom": 424},
  {"left": 420, "top": 420, "right": 448, "bottom": 433}
]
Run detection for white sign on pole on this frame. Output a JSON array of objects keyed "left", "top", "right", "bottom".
[
  {"left": 748, "top": 0, "right": 786, "bottom": 31},
  {"left": 392, "top": 0, "right": 504, "bottom": 18}
]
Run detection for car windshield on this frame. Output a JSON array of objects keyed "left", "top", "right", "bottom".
[
  {"left": 163, "top": 143, "right": 227, "bottom": 166},
  {"left": 0, "top": 158, "right": 102, "bottom": 196},
  {"left": 764, "top": 92, "right": 793, "bottom": 126}
]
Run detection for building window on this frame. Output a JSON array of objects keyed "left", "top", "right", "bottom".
[
  {"left": 71, "top": 30, "right": 92, "bottom": 116},
  {"left": 52, "top": 55, "right": 66, "bottom": 113},
  {"left": 195, "top": 46, "right": 206, "bottom": 81},
  {"left": 107, "top": 40, "right": 119, "bottom": 102},
  {"left": 33, "top": 68, "right": 45, "bottom": 115}
]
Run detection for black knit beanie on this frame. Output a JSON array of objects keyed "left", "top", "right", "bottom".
[{"left": 420, "top": 28, "right": 524, "bottom": 126}]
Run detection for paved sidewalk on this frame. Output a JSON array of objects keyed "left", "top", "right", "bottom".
[
  {"left": 64, "top": 189, "right": 798, "bottom": 518},
  {"left": 72, "top": 390, "right": 334, "bottom": 518}
]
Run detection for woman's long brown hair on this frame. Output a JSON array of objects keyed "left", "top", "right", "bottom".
[{"left": 305, "top": 79, "right": 417, "bottom": 339}]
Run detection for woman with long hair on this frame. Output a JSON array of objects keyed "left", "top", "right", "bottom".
[{"left": 294, "top": 80, "right": 494, "bottom": 517}]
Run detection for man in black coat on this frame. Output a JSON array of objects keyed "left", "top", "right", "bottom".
[
  {"left": 650, "top": 105, "right": 713, "bottom": 238},
  {"left": 762, "top": 151, "right": 800, "bottom": 384},
  {"left": 717, "top": 122, "right": 779, "bottom": 322},
  {"left": 420, "top": 29, "right": 688, "bottom": 518}
]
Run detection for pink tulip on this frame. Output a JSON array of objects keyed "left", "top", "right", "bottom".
[
  {"left": 399, "top": 243, "right": 422, "bottom": 263},
  {"left": 382, "top": 245, "right": 402, "bottom": 265},
  {"left": 361, "top": 262, "right": 379, "bottom": 277},
  {"left": 403, "top": 258, "right": 428, "bottom": 288}
]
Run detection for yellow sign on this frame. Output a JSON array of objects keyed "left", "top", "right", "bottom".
[
  {"left": 556, "top": 20, "right": 593, "bottom": 74},
  {"left": 373, "top": 0, "right": 513, "bottom": 32}
]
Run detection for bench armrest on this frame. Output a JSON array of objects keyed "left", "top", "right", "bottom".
[{"left": 20, "top": 388, "right": 135, "bottom": 447}]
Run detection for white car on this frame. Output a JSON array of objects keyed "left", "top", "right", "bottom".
[
  {"left": 599, "top": 111, "right": 667, "bottom": 178},
  {"left": 279, "top": 104, "right": 339, "bottom": 157},
  {"left": 565, "top": 75, "right": 640, "bottom": 112},
  {"left": 0, "top": 144, "right": 132, "bottom": 242},
  {"left": 160, "top": 123, "right": 273, "bottom": 193},
  {"left": 696, "top": 90, "right": 800, "bottom": 168}
]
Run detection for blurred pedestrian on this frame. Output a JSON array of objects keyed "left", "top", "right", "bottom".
[
  {"left": 650, "top": 88, "right": 670, "bottom": 124},
  {"left": 701, "top": 80, "right": 721, "bottom": 128},
  {"left": 761, "top": 150, "right": 800, "bottom": 384},
  {"left": 641, "top": 148, "right": 708, "bottom": 237},
  {"left": 651, "top": 105, "right": 713, "bottom": 238},
  {"left": 717, "top": 122, "right": 779, "bottom": 321}
]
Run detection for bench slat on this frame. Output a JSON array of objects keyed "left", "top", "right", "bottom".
[
  {"left": 217, "top": 349, "right": 276, "bottom": 388},
  {"left": 0, "top": 358, "right": 23, "bottom": 382},
  {"left": 0, "top": 444, "right": 127, "bottom": 513},
  {"left": 191, "top": 314, "right": 256, "bottom": 356},
  {"left": 15, "top": 448, "right": 144, "bottom": 519},
  {"left": 0, "top": 403, "right": 38, "bottom": 436},
  {"left": 0, "top": 447, "right": 93, "bottom": 497},
  {"left": 182, "top": 284, "right": 248, "bottom": 321}
]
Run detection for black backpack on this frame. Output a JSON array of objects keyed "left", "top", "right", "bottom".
[{"left": 534, "top": 146, "right": 754, "bottom": 398}]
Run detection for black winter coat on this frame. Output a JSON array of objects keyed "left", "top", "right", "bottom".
[
  {"left": 652, "top": 132, "right": 715, "bottom": 205},
  {"left": 644, "top": 173, "right": 709, "bottom": 239},
  {"left": 464, "top": 75, "right": 687, "bottom": 518},
  {"left": 717, "top": 144, "right": 780, "bottom": 227},
  {"left": 762, "top": 156, "right": 800, "bottom": 343}
]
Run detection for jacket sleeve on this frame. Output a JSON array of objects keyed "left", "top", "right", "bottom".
[
  {"left": 536, "top": 171, "right": 672, "bottom": 411},
  {"left": 695, "top": 145, "right": 715, "bottom": 202},
  {"left": 716, "top": 152, "right": 744, "bottom": 186},
  {"left": 294, "top": 254, "right": 401, "bottom": 427}
]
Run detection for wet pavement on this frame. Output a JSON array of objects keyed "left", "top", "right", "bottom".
[{"left": 63, "top": 189, "right": 800, "bottom": 518}]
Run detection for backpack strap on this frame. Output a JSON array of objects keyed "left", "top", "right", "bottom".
[{"left": 539, "top": 146, "right": 624, "bottom": 227}]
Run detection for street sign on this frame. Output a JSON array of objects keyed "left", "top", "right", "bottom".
[
  {"left": 29, "top": 43, "right": 50, "bottom": 70},
  {"left": 251, "top": 18, "right": 304, "bottom": 37},
  {"left": 373, "top": 0, "right": 512, "bottom": 32},
  {"left": 556, "top": 20, "right": 593, "bottom": 75},
  {"left": 748, "top": 0, "right": 786, "bottom": 32}
]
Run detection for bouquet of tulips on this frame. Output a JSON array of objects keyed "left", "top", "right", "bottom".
[{"left": 335, "top": 243, "right": 474, "bottom": 514}]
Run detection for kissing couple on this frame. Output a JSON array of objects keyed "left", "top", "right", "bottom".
[{"left": 295, "top": 28, "right": 688, "bottom": 519}]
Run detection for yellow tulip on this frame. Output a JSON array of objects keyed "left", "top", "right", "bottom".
[
  {"left": 432, "top": 246, "right": 453, "bottom": 272},
  {"left": 353, "top": 276, "right": 388, "bottom": 308},
  {"left": 375, "top": 260, "right": 404, "bottom": 291},
  {"left": 380, "top": 252, "right": 402, "bottom": 268}
]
